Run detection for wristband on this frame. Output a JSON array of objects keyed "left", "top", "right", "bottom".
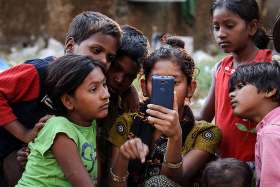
[{"left": 110, "top": 167, "right": 129, "bottom": 183}]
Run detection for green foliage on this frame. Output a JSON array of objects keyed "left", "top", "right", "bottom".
[{"left": 194, "top": 53, "right": 225, "bottom": 99}]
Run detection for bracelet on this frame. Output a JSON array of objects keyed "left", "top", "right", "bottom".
[
  {"left": 110, "top": 167, "right": 129, "bottom": 183},
  {"left": 163, "top": 155, "right": 183, "bottom": 169}
]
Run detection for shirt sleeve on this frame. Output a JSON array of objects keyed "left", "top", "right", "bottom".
[
  {"left": 107, "top": 113, "right": 134, "bottom": 147},
  {"left": 192, "top": 125, "right": 222, "bottom": 155},
  {"left": 31, "top": 117, "right": 79, "bottom": 156},
  {"left": 259, "top": 130, "right": 280, "bottom": 187},
  {"left": 0, "top": 64, "right": 40, "bottom": 125}
]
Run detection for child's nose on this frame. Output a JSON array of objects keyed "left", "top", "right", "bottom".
[
  {"left": 229, "top": 91, "right": 235, "bottom": 99},
  {"left": 102, "top": 86, "right": 110, "bottom": 99},
  {"left": 218, "top": 27, "right": 227, "bottom": 38},
  {"left": 114, "top": 73, "right": 124, "bottom": 84}
]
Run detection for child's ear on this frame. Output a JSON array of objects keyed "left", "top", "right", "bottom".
[
  {"left": 140, "top": 79, "right": 148, "bottom": 97},
  {"left": 186, "top": 80, "right": 197, "bottom": 98},
  {"left": 248, "top": 19, "right": 258, "bottom": 37},
  {"left": 265, "top": 89, "right": 277, "bottom": 98},
  {"left": 61, "top": 94, "right": 74, "bottom": 111},
  {"left": 64, "top": 37, "right": 75, "bottom": 54}
]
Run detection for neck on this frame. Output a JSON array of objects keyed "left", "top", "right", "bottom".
[
  {"left": 67, "top": 113, "right": 92, "bottom": 127},
  {"left": 232, "top": 42, "right": 258, "bottom": 67},
  {"left": 251, "top": 102, "right": 279, "bottom": 123}
]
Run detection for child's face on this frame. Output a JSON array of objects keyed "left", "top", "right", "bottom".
[
  {"left": 66, "top": 32, "right": 118, "bottom": 70},
  {"left": 141, "top": 60, "right": 196, "bottom": 115},
  {"left": 229, "top": 82, "right": 265, "bottom": 121},
  {"left": 212, "top": 7, "right": 256, "bottom": 54},
  {"left": 106, "top": 56, "right": 139, "bottom": 94},
  {"left": 67, "top": 67, "right": 110, "bottom": 123}
]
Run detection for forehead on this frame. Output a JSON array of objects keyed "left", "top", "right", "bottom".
[
  {"left": 79, "top": 32, "right": 118, "bottom": 54},
  {"left": 150, "top": 60, "right": 182, "bottom": 78},
  {"left": 212, "top": 7, "right": 242, "bottom": 22},
  {"left": 83, "top": 67, "right": 105, "bottom": 85},
  {"left": 114, "top": 56, "right": 138, "bottom": 74}
]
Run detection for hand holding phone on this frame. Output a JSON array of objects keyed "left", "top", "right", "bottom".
[{"left": 151, "top": 75, "right": 175, "bottom": 109}]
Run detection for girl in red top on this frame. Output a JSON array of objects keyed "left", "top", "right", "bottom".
[{"left": 196, "top": 0, "right": 272, "bottom": 163}]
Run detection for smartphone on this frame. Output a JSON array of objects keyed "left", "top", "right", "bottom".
[{"left": 151, "top": 75, "right": 175, "bottom": 109}]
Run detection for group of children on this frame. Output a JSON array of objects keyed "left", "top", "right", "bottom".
[{"left": 0, "top": 0, "right": 280, "bottom": 186}]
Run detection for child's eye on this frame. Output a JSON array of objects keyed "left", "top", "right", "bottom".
[
  {"left": 90, "top": 86, "right": 97, "bottom": 92},
  {"left": 107, "top": 54, "right": 116, "bottom": 63},
  {"left": 91, "top": 47, "right": 102, "bottom": 54},
  {"left": 213, "top": 25, "right": 220, "bottom": 31},
  {"left": 103, "top": 81, "right": 107, "bottom": 88},
  {"left": 226, "top": 24, "right": 235, "bottom": 29},
  {"left": 236, "top": 82, "right": 245, "bottom": 89}
]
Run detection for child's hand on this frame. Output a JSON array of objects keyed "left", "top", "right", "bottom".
[
  {"left": 24, "top": 115, "right": 51, "bottom": 143},
  {"left": 146, "top": 92, "right": 182, "bottom": 139},
  {"left": 16, "top": 147, "right": 30, "bottom": 168},
  {"left": 119, "top": 138, "right": 149, "bottom": 163},
  {"left": 25, "top": 122, "right": 45, "bottom": 142}
]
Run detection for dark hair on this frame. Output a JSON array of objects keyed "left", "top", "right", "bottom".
[
  {"left": 46, "top": 55, "right": 105, "bottom": 116},
  {"left": 66, "top": 11, "right": 122, "bottom": 46},
  {"left": 211, "top": 0, "right": 269, "bottom": 49},
  {"left": 229, "top": 61, "right": 280, "bottom": 103},
  {"left": 143, "top": 37, "right": 195, "bottom": 84},
  {"left": 143, "top": 37, "right": 196, "bottom": 138},
  {"left": 202, "top": 158, "right": 253, "bottom": 187},
  {"left": 115, "top": 25, "right": 149, "bottom": 68}
]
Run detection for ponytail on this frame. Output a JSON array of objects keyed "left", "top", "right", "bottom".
[{"left": 253, "top": 27, "right": 270, "bottom": 49}]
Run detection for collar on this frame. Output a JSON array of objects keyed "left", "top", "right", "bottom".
[{"left": 256, "top": 106, "right": 280, "bottom": 131}]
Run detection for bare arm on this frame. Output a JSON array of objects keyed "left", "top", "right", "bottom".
[
  {"left": 4, "top": 120, "right": 44, "bottom": 143},
  {"left": 51, "top": 134, "right": 95, "bottom": 187},
  {"left": 195, "top": 68, "right": 216, "bottom": 122},
  {"left": 180, "top": 150, "right": 210, "bottom": 185}
]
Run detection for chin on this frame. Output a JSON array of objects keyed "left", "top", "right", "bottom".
[{"left": 96, "top": 111, "right": 109, "bottom": 119}]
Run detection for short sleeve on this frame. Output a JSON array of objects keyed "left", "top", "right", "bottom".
[
  {"left": 107, "top": 113, "right": 134, "bottom": 147},
  {"left": 193, "top": 125, "right": 221, "bottom": 154},
  {"left": 30, "top": 117, "right": 79, "bottom": 156}
]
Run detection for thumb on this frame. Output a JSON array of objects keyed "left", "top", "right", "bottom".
[{"left": 173, "top": 91, "right": 178, "bottom": 112}]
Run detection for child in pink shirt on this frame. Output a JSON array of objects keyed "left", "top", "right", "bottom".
[{"left": 229, "top": 61, "right": 280, "bottom": 187}]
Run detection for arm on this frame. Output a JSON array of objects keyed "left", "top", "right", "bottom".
[
  {"left": 4, "top": 120, "right": 44, "bottom": 143},
  {"left": 51, "top": 133, "right": 95, "bottom": 187},
  {"left": 195, "top": 67, "right": 216, "bottom": 122},
  {"left": 0, "top": 64, "right": 41, "bottom": 141},
  {"left": 146, "top": 93, "right": 183, "bottom": 181}
]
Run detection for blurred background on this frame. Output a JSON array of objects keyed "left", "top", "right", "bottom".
[{"left": 0, "top": 0, "right": 279, "bottom": 108}]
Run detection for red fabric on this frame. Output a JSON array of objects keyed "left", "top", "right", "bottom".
[
  {"left": 0, "top": 64, "right": 40, "bottom": 126},
  {"left": 215, "top": 49, "right": 272, "bottom": 161}
]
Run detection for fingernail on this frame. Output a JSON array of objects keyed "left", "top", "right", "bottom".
[
  {"left": 147, "top": 104, "right": 151, "bottom": 108},
  {"left": 146, "top": 109, "right": 150, "bottom": 113}
]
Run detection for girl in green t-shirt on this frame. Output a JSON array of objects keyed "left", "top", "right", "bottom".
[{"left": 16, "top": 55, "right": 110, "bottom": 187}]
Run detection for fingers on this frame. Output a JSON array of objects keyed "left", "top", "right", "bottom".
[
  {"left": 173, "top": 91, "right": 178, "bottom": 112},
  {"left": 147, "top": 104, "right": 171, "bottom": 114},
  {"left": 120, "top": 138, "right": 148, "bottom": 163},
  {"left": 33, "top": 122, "right": 45, "bottom": 133},
  {"left": 38, "top": 115, "right": 52, "bottom": 123},
  {"left": 16, "top": 147, "right": 30, "bottom": 167}
]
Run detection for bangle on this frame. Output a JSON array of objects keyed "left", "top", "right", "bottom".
[
  {"left": 163, "top": 155, "right": 183, "bottom": 169},
  {"left": 110, "top": 167, "right": 129, "bottom": 183}
]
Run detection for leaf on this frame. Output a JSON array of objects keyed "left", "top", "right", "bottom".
[{"left": 235, "top": 123, "right": 248, "bottom": 132}]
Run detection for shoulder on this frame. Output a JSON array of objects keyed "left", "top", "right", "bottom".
[
  {"left": 106, "top": 113, "right": 135, "bottom": 147},
  {"left": 192, "top": 121, "right": 221, "bottom": 139},
  {"left": 182, "top": 121, "right": 221, "bottom": 155},
  {"left": 255, "top": 49, "right": 272, "bottom": 62}
]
